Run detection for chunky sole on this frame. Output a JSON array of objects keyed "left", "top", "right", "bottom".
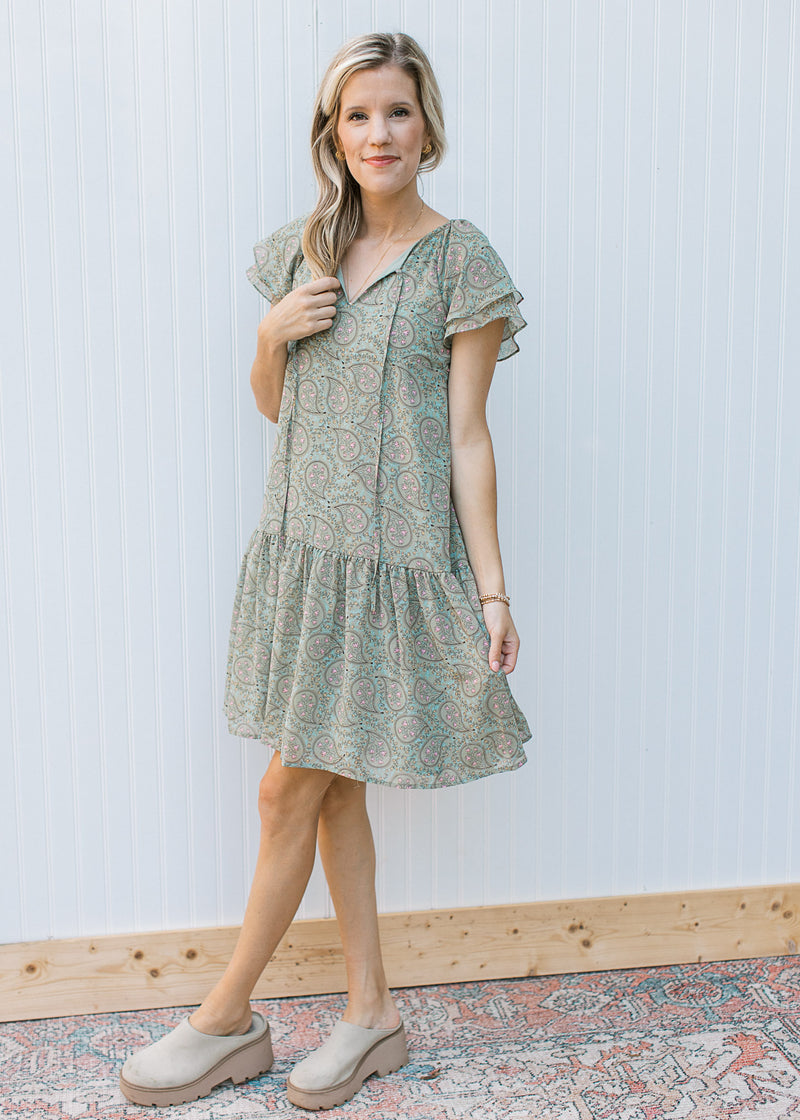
[
  {"left": 119, "top": 1026, "right": 274, "bottom": 1106},
  {"left": 286, "top": 1023, "right": 409, "bottom": 1111}
]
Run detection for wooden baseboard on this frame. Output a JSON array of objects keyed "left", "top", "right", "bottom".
[{"left": 2, "top": 883, "right": 797, "bottom": 1023}]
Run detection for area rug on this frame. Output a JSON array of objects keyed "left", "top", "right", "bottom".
[{"left": 2, "top": 955, "right": 800, "bottom": 1118}]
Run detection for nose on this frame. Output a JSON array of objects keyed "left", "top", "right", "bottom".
[{"left": 367, "top": 114, "right": 391, "bottom": 147}]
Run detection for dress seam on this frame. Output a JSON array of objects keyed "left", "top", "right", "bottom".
[{"left": 254, "top": 526, "right": 466, "bottom": 577}]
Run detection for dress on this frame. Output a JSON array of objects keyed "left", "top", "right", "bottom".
[{"left": 223, "top": 213, "right": 534, "bottom": 788}]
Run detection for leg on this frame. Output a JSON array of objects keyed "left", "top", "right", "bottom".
[
  {"left": 316, "top": 776, "right": 400, "bottom": 1029},
  {"left": 285, "top": 779, "right": 407, "bottom": 1109},
  {"left": 189, "top": 751, "right": 337, "bottom": 1035}
]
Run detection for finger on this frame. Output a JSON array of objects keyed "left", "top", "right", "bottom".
[
  {"left": 308, "top": 290, "right": 341, "bottom": 307},
  {"left": 502, "top": 647, "right": 518, "bottom": 673},
  {"left": 488, "top": 633, "right": 504, "bottom": 673},
  {"left": 306, "top": 275, "right": 342, "bottom": 294},
  {"left": 297, "top": 308, "right": 335, "bottom": 330},
  {"left": 309, "top": 317, "right": 335, "bottom": 333},
  {"left": 305, "top": 301, "right": 340, "bottom": 322}
]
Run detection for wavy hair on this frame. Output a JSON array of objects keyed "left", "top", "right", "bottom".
[{"left": 302, "top": 32, "right": 447, "bottom": 278}]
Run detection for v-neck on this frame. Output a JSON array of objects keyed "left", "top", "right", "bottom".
[{"left": 336, "top": 219, "right": 452, "bottom": 305}]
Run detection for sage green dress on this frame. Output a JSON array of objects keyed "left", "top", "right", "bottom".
[{"left": 223, "top": 213, "right": 533, "bottom": 788}]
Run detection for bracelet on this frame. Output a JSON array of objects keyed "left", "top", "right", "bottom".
[{"left": 478, "top": 592, "right": 510, "bottom": 606}]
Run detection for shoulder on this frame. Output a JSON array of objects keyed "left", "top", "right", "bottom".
[
  {"left": 439, "top": 219, "right": 516, "bottom": 298},
  {"left": 444, "top": 217, "right": 493, "bottom": 252},
  {"left": 247, "top": 213, "right": 310, "bottom": 301},
  {"left": 253, "top": 212, "right": 309, "bottom": 268},
  {"left": 441, "top": 219, "right": 505, "bottom": 278}
]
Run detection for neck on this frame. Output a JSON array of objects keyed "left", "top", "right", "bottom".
[{"left": 357, "top": 182, "right": 425, "bottom": 242}]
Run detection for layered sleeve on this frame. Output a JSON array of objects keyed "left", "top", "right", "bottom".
[
  {"left": 246, "top": 217, "right": 305, "bottom": 303},
  {"left": 441, "top": 220, "right": 527, "bottom": 361}
]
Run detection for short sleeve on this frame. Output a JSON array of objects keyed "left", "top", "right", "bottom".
[
  {"left": 442, "top": 221, "right": 527, "bottom": 361},
  {"left": 246, "top": 217, "right": 305, "bottom": 303}
]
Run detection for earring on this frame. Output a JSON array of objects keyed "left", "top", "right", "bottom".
[
  {"left": 422, "top": 143, "right": 432, "bottom": 155},
  {"left": 335, "top": 149, "right": 346, "bottom": 160}
]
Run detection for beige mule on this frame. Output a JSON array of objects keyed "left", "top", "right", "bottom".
[
  {"left": 286, "top": 1019, "right": 409, "bottom": 1111},
  {"left": 119, "top": 1011, "right": 273, "bottom": 1106}
]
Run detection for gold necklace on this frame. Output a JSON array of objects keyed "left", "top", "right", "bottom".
[{"left": 345, "top": 199, "right": 426, "bottom": 301}]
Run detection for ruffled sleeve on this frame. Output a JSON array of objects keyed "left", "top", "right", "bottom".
[
  {"left": 442, "top": 220, "right": 527, "bottom": 361},
  {"left": 246, "top": 217, "right": 305, "bottom": 303}
]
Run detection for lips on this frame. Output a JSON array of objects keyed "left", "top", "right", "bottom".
[{"left": 364, "top": 156, "right": 398, "bottom": 165}]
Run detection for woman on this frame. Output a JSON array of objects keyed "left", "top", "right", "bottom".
[{"left": 119, "top": 30, "right": 532, "bottom": 1112}]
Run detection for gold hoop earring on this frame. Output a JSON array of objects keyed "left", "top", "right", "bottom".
[
  {"left": 422, "top": 143, "right": 432, "bottom": 155},
  {"left": 335, "top": 149, "right": 346, "bottom": 160}
]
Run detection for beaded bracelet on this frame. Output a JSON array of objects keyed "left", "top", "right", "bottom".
[{"left": 478, "top": 592, "right": 510, "bottom": 606}]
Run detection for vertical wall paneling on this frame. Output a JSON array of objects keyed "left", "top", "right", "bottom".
[{"left": 1, "top": 0, "right": 799, "bottom": 945}]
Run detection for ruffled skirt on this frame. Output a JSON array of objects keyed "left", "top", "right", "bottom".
[{"left": 223, "top": 530, "right": 531, "bottom": 788}]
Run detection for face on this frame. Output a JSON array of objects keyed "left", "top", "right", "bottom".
[{"left": 335, "top": 64, "right": 429, "bottom": 197}]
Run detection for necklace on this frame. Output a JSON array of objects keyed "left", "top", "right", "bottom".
[{"left": 344, "top": 199, "right": 426, "bottom": 301}]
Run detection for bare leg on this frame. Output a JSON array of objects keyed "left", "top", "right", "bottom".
[
  {"left": 189, "top": 752, "right": 337, "bottom": 1035},
  {"left": 316, "top": 777, "right": 401, "bottom": 1029}
]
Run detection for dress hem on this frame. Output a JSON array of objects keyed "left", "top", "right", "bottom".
[{"left": 229, "top": 732, "right": 531, "bottom": 790}]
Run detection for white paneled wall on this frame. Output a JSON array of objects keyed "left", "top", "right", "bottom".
[{"left": 2, "top": 0, "right": 799, "bottom": 944}]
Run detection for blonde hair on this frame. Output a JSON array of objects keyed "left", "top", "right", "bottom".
[{"left": 302, "top": 32, "right": 447, "bottom": 278}]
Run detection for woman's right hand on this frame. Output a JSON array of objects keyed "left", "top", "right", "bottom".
[{"left": 258, "top": 276, "right": 342, "bottom": 346}]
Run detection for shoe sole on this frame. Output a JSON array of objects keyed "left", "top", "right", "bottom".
[
  {"left": 119, "top": 1027, "right": 274, "bottom": 1106},
  {"left": 286, "top": 1024, "right": 409, "bottom": 1111}
]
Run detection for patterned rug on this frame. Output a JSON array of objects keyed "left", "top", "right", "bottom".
[{"left": 3, "top": 956, "right": 800, "bottom": 1118}]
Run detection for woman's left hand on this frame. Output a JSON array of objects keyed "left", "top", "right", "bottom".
[{"left": 481, "top": 602, "right": 520, "bottom": 674}]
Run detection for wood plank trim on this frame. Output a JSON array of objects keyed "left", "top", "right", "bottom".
[{"left": 2, "top": 883, "right": 798, "bottom": 1022}]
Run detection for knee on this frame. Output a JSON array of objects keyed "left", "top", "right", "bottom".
[
  {"left": 257, "top": 759, "right": 336, "bottom": 833},
  {"left": 319, "top": 775, "right": 367, "bottom": 821}
]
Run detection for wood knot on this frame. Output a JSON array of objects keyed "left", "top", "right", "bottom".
[
  {"left": 185, "top": 949, "right": 197, "bottom": 960},
  {"left": 25, "top": 963, "right": 36, "bottom": 974},
  {"left": 149, "top": 968, "right": 160, "bottom": 978},
  {"left": 133, "top": 950, "right": 144, "bottom": 960}
]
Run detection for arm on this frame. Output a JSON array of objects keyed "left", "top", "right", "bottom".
[
  {"left": 250, "top": 315, "right": 288, "bottom": 423},
  {"left": 250, "top": 276, "right": 341, "bottom": 422},
  {"left": 448, "top": 318, "right": 521, "bottom": 675}
]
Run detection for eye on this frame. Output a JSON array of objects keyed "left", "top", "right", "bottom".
[
  {"left": 347, "top": 111, "right": 367, "bottom": 121},
  {"left": 390, "top": 107, "right": 409, "bottom": 117}
]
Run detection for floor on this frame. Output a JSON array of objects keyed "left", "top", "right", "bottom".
[{"left": 3, "top": 955, "right": 800, "bottom": 1118}]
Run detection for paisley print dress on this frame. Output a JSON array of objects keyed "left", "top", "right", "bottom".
[{"left": 223, "top": 213, "right": 533, "bottom": 788}]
